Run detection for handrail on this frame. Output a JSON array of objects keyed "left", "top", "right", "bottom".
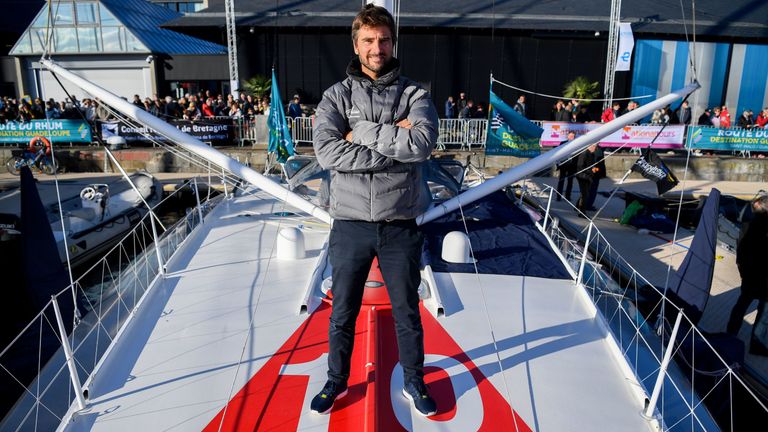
[
  {"left": 529, "top": 184, "right": 768, "bottom": 430},
  {"left": 0, "top": 177, "right": 222, "bottom": 430}
]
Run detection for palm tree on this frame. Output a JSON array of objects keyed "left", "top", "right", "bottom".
[
  {"left": 243, "top": 75, "right": 272, "bottom": 98},
  {"left": 563, "top": 76, "right": 600, "bottom": 106}
]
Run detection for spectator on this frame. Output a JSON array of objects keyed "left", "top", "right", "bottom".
[
  {"left": 183, "top": 102, "right": 201, "bottom": 120},
  {"left": 711, "top": 107, "right": 722, "bottom": 128},
  {"left": 459, "top": 100, "right": 475, "bottom": 119},
  {"left": 677, "top": 100, "right": 692, "bottom": 125},
  {"left": 514, "top": 95, "right": 527, "bottom": 118},
  {"left": 150, "top": 99, "right": 164, "bottom": 117},
  {"left": 697, "top": 108, "right": 713, "bottom": 126},
  {"left": 227, "top": 101, "right": 242, "bottom": 118},
  {"left": 664, "top": 105, "right": 678, "bottom": 124},
  {"left": 554, "top": 100, "right": 570, "bottom": 122},
  {"left": 473, "top": 103, "right": 486, "bottom": 119},
  {"left": 457, "top": 92, "right": 468, "bottom": 113},
  {"left": 142, "top": 98, "right": 152, "bottom": 112},
  {"left": 132, "top": 94, "right": 143, "bottom": 109},
  {"left": 201, "top": 98, "right": 216, "bottom": 117},
  {"left": 94, "top": 99, "right": 111, "bottom": 120},
  {"left": 164, "top": 96, "right": 180, "bottom": 118},
  {"left": 45, "top": 101, "right": 60, "bottom": 119},
  {"left": 575, "top": 105, "right": 591, "bottom": 123},
  {"left": 287, "top": 94, "right": 303, "bottom": 118},
  {"left": 756, "top": 108, "right": 768, "bottom": 129},
  {"left": 82, "top": 99, "right": 96, "bottom": 121},
  {"left": 727, "top": 195, "right": 768, "bottom": 355},
  {"left": 445, "top": 96, "right": 455, "bottom": 118},
  {"left": 720, "top": 105, "right": 731, "bottom": 128},
  {"left": 601, "top": 102, "right": 620, "bottom": 123},
  {"left": 586, "top": 144, "right": 606, "bottom": 211},
  {"left": 555, "top": 132, "right": 576, "bottom": 202},
  {"left": 17, "top": 103, "right": 33, "bottom": 122},
  {"left": 738, "top": 109, "right": 755, "bottom": 129},
  {"left": 575, "top": 143, "right": 599, "bottom": 213}
]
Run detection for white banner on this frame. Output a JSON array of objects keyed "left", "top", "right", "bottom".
[
  {"left": 615, "top": 23, "right": 634, "bottom": 71},
  {"left": 540, "top": 122, "right": 686, "bottom": 148}
]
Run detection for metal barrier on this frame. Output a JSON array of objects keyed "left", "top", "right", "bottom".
[
  {"left": 290, "top": 116, "right": 314, "bottom": 146},
  {"left": 0, "top": 180, "right": 223, "bottom": 431},
  {"left": 532, "top": 185, "right": 768, "bottom": 431}
]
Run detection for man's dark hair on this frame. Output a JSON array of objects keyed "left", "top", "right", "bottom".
[{"left": 352, "top": 4, "right": 396, "bottom": 45}]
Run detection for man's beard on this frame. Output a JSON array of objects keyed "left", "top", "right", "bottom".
[{"left": 360, "top": 54, "right": 390, "bottom": 75}]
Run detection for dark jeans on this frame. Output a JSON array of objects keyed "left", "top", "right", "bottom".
[
  {"left": 556, "top": 167, "right": 573, "bottom": 202},
  {"left": 586, "top": 177, "right": 601, "bottom": 209},
  {"left": 727, "top": 289, "right": 766, "bottom": 343},
  {"left": 327, "top": 219, "right": 425, "bottom": 385},
  {"left": 576, "top": 177, "right": 593, "bottom": 211}
]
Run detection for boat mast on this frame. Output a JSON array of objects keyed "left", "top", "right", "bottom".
[
  {"left": 225, "top": 0, "right": 239, "bottom": 97},
  {"left": 602, "top": 0, "right": 622, "bottom": 110}
]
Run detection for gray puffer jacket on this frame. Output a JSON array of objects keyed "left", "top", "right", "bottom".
[{"left": 313, "top": 58, "right": 438, "bottom": 221}]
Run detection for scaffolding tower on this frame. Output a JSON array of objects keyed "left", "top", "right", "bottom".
[{"left": 602, "top": 0, "right": 622, "bottom": 111}]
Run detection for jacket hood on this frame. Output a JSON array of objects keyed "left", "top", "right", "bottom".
[{"left": 346, "top": 57, "right": 401, "bottom": 89}]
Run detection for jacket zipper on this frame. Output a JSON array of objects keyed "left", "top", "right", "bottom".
[{"left": 369, "top": 172, "right": 374, "bottom": 221}]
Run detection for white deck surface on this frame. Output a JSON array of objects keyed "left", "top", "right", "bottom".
[{"left": 59, "top": 187, "right": 655, "bottom": 431}]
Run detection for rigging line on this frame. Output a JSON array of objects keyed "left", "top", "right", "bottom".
[
  {"left": 456, "top": 199, "right": 520, "bottom": 432},
  {"left": 218, "top": 190, "right": 291, "bottom": 432},
  {"left": 491, "top": 77, "right": 655, "bottom": 102},
  {"left": 659, "top": 145, "right": 692, "bottom": 336},
  {"left": 678, "top": 0, "right": 698, "bottom": 82},
  {"left": 41, "top": 71, "right": 80, "bottom": 320}
]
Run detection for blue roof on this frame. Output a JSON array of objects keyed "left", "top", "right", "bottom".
[{"left": 101, "top": 0, "right": 225, "bottom": 55}]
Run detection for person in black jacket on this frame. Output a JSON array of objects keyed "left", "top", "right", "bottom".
[
  {"left": 727, "top": 195, "right": 768, "bottom": 355},
  {"left": 556, "top": 132, "right": 576, "bottom": 202},
  {"left": 585, "top": 144, "right": 606, "bottom": 210},
  {"left": 575, "top": 144, "right": 599, "bottom": 213}
]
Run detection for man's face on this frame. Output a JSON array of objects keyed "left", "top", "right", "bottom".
[
  {"left": 567, "top": 132, "right": 576, "bottom": 141},
  {"left": 354, "top": 25, "right": 393, "bottom": 79}
]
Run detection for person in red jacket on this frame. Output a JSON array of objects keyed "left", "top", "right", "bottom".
[
  {"left": 600, "top": 102, "right": 620, "bottom": 123},
  {"left": 720, "top": 105, "right": 731, "bottom": 128},
  {"left": 201, "top": 98, "right": 216, "bottom": 117},
  {"left": 756, "top": 108, "right": 768, "bottom": 129}
]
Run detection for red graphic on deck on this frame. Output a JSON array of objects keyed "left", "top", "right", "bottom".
[{"left": 203, "top": 262, "right": 532, "bottom": 431}]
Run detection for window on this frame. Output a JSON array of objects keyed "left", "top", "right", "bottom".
[
  {"left": 101, "top": 27, "right": 124, "bottom": 52},
  {"left": 30, "top": 29, "right": 49, "bottom": 52},
  {"left": 76, "top": 2, "right": 98, "bottom": 25},
  {"left": 52, "top": 3, "right": 75, "bottom": 26},
  {"left": 125, "top": 31, "right": 144, "bottom": 52},
  {"left": 77, "top": 27, "right": 100, "bottom": 52},
  {"left": 12, "top": 34, "right": 32, "bottom": 54},
  {"left": 99, "top": 3, "right": 119, "bottom": 26},
  {"left": 54, "top": 27, "right": 78, "bottom": 52}
]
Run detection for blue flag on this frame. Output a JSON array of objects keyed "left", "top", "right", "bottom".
[
  {"left": 485, "top": 91, "right": 542, "bottom": 157},
  {"left": 268, "top": 69, "right": 295, "bottom": 163}
]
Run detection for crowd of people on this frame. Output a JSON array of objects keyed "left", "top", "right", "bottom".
[
  {"left": 0, "top": 90, "right": 314, "bottom": 125},
  {"left": 442, "top": 92, "right": 768, "bottom": 130}
]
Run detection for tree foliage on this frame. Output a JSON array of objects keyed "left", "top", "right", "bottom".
[
  {"left": 243, "top": 75, "right": 272, "bottom": 98},
  {"left": 563, "top": 76, "right": 600, "bottom": 106}
]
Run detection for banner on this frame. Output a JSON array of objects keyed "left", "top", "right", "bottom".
[
  {"left": 100, "top": 118, "right": 235, "bottom": 144},
  {"left": 268, "top": 69, "right": 295, "bottom": 163},
  {"left": 630, "top": 148, "right": 679, "bottom": 195},
  {"left": 485, "top": 91, "right": 542, "bottom": 157},
  {"left": 686, "top": 126, "right": 768, "bottom": 151},
  {"left": 540, "top": 122, "right": 686, "bottom": 148},
  {"left": 615, "top": 23, "right": 634, "bottom": 72},
  {"left": 0, "top": 119, "right": 92, "bottom": 143}
]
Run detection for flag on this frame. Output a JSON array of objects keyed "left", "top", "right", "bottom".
[
  {"left": 615, "top": 23, "right": 634, "bottom": 71},
  {"left": 268, "top": 69, "right": 295, "bottom": 163},
  {"left": 485, "top": 91, "right": 542, "bottom": 157},
  {"left": 630, "top": 148, "right": 679, "bottom": 194}
]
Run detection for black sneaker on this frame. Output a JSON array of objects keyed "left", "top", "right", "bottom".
[
  {"left": 310, "top": 380, "right": 348, "bottom": 414},
  {"left": 402, "top": 379, "right": 437, "bottom": 416}
]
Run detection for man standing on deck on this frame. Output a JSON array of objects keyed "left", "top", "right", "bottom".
[
  {"left": 726, "top": 195, "right": 768, "bottom": 355},
  {"left": 311, "top": 4, "right": 438, "bottom": 417},
  {"left": 575, "top": 144, "right": 599, "bottom": 214}
]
